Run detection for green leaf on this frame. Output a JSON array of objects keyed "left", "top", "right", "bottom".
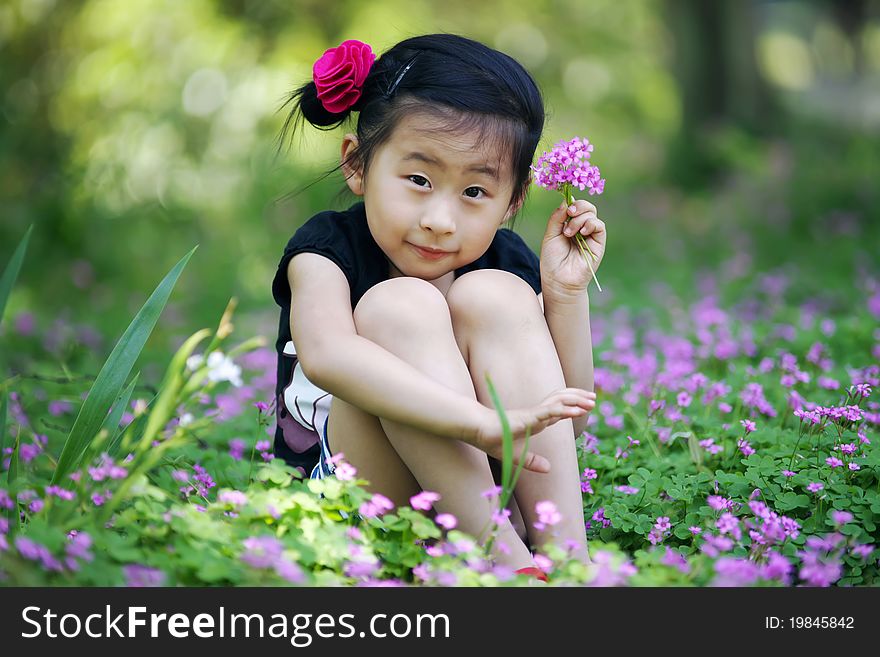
[
  {"left": 6, "top": 429, "right": 20, "bottom": 486},
  {"left": 0, "top": 224, "right": 33, "bottom": 327},
  {"left": 51, "top": 246, "right": 197, "bottom": 484},
  {"left": 0, "top": 390, "right": 7, "bottom": 458},
  {"left": 198, "top": 558, "right": 234, "bottom": 583},
  {"left": 104, "top": 373, "right": 140, "bottom": 456},
  {"left": 484, "top": 374, "right": 512, "bottom": 492},
  {"left": 484, "top": 373, "right": 528, "bottom": 512}
]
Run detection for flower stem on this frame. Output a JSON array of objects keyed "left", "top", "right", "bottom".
[{"left": 562, "top": 186, "right": 602, "bottom": 292}]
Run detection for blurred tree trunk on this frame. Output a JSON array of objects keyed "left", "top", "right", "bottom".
[
  {"left": 661, "top": 0, "right": 780, "bottom": 186},
  {"left": 827, "top": 0, "right": 869, "bottom": 76}
]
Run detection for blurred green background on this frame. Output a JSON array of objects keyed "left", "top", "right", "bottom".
[{"left": 2, "top": 0, "right": 879, "bottom": 384}]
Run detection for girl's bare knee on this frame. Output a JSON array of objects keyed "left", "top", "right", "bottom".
[
  {"left": 447, "top": 269, "right": 541, "bottom": 329},
  {"left": 353, "top": 277, "right": 450, "bottom": 341}
]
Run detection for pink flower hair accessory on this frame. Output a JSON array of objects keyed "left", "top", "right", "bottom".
[{"left": 313, "top": 39, "right": 376, "bottom": 114}]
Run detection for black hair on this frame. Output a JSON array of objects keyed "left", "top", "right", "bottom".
[{"left": 276, "top": 33, "right": 545, "bottom": 223}]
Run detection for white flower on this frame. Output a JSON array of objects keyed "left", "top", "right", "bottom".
[
  {"left": 205, "top": 351, "right": 242, "bottom": 387},
  {"left": 178, "top": 413, "right": 194, "bottom": 427},
  {"left": 186, "top": 351, "right": 243, "bottom": 387}
]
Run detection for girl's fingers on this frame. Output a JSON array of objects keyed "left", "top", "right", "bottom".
[
  {"left": 566, "top": 199, "right": 597, "bottom": 216},
  {"left": 579, "top": 217, "right": 606, "bottom": 237},
  {"left": 564, "top": 212, "right": 599, "bottom": 237},
  {"left": 517, "top": 452, "right": 551, "bottom": 474}
]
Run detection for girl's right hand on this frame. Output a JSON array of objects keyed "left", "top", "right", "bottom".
[{"left": 472, "top": 388, "right": 596, "bottom": 474}]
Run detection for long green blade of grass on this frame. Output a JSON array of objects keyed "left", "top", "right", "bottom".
[
  {"left": 0, "top": 225, "right": 33, "bottom": 327},
  {"left": 6, "top": 430, "right": 21, "bottom": 535},
  {"left": 484, "top": 374, "right": 513, "bottom": 494},
  {"left": 484, "top": 373, "right": 533, "bottom": 513},
  {"left": 51, "top": 246, "right": 198, "bottom": 484},
  {"left": 0, "top": 390, "right": 7, "bottom": 461},
  {"left": 104, "top": 373, "right": 140, "bottom": 456},
  {"left": 7, "top": 429, "right": 20, "bottom": 486}
]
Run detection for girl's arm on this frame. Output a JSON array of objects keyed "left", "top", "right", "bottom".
[
  {"left": 540, "top": 290, "right": 594, "bottom": 438},
  {"left": 538, "top": 198, "right": 606, "bottom": 439},
  {"left": 288, "top": 253, "right": 593, "bottom": 472}
]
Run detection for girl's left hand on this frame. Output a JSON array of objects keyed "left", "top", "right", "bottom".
[{"left": 540, "top": 199, "right": 606, "bottom": 297}]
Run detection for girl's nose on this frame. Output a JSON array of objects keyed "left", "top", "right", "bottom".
[{"left": 419, "top": 202, "right": 456, "bottom": 234}]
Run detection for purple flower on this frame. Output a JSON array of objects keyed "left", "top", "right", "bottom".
[
  {"left": 825, "top": 456, "right": 844, "bottom": 468},
  {"left": 274, "top": 559, "right": 305, "bottom": 584},
  {"left": 831, "top": 510, "right": 853, "bottom": 525},
  {"left": 700, "top": 534, "right": 735, "bottom": 557},
  {"left": 738, "top": 439, "right": 756, "bottom": 457},
  {"left": 740, "top": 419, "right": 756, "bottom": 434},
  {"left": 334, "top": 461, "right": 357, "bottom": 481},
  {"left": 534, "top": 500, "right": 562, "bottom": 531},
  {"left": 616, "top": 485, "right": 639, "bottom": 495},
  {"left": 807, "top": 482, "right": 824, "bottom": 494},
  {"left": 660, "top": 547, "right": 691, "bottom": 574},
  {"left": 481, "top": 485, "right": 503, "bottom": 500},
  {"left": 359, "top": 493, "right": 395, "bottom": 519},
  {"left": 760, "top": 551, "right": 793, "bottom": 585},
  {"left": 410, "top": 491, "right": 441, "bottom": 512},
  {"left": 228, "top": 438, "right": 247, "bottom": 461},
  {"left": 14, "top": 311, "right": 35, "bottom": 336},
  {"left": 65, "top": 531, "right": 94, "bottom": 563},
  {"left": 241, "top": 536, "right": 284, "bottom": 569},
  {"left": 782, "top": 470, "right": 796, "bottom": 477},
  {"left": 592, "top": 507, "right": 612, "bottom": 528},
  {"left": 531, "top": 136, "right": 605, "bottom": 195},
  {"left": 218, "top": 490, "right": 247, "bottom": 507},
  {"left": 48, "top": 400, "right": 73, "bottom": 416},
  {"left": 20, "top": 443, "right": 42, "bottom": 463},
  {"left": 435, "top": 513, "right": 457, "bottom": 530},
  {"left": 707, "top": 495, "right": 733, "bottom": 511},
  {"left": 712, "top": 557, "right": 759, "bottom": 586},
  {"left": 45, "top": 485, "right": 75, "bottom": 501},
  {"left": 15, "top": 536, "right": 63, "bottom": 572},
  {"left": 716, "top": 513, "right": 742, "bottom": 540},
  {"left": 124, "top": 564, "right": 166, "bottom": 587},
  {"left": 851, "top": 544, "right": 874, "bottom": 559},
  {"left": 191, "top": 464, "right": 216, "bottom": 497}
]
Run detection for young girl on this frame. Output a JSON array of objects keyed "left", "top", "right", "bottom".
[{"left": 271, "top": 34, "right": 606, "bottom": 574}]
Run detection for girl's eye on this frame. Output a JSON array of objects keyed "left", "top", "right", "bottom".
[
  {"left": 464, "top": 186, "right": 487, "bottom": 199},
  {"left": 408, "top": 175, "right": 430, "bottom": 187}
]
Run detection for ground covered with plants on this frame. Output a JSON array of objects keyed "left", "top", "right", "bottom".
[{"left": 2, "top": 229, "right": 877, "bottom": 587}]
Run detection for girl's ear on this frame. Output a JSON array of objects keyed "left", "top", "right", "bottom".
[
  {"left": 341, "top": 133, "right": 364, "bottom": 196},
  {"left": 502, "top": 198, "right": 523, "bottom": 225}
]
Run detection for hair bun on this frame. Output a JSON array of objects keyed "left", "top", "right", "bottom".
[{"left": 298, "top": 81, "right": 352, "bottom": 127}]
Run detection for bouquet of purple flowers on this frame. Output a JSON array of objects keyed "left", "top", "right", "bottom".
[{"left": 531, "top": 136, "right": 605, "bottom": 291}]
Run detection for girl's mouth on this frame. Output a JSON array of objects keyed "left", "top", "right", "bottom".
[{"left": 409, "top": 243, "right": 452, "bottom": 261}]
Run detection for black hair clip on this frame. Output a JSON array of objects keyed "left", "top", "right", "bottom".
[{"left": 385, "top": 52, "right": 421, "bottom": 99}]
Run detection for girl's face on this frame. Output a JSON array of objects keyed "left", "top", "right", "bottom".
[{"left": 342, "top": 112, "right": 519, "bottom": 288}]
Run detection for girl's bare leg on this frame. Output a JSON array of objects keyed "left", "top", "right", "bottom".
[
  {"left": 447, "top": 270, "right": 590, "bottom": 564},
  {"left": 327, "top": 277, "right": 534, "bottom": 569}
]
